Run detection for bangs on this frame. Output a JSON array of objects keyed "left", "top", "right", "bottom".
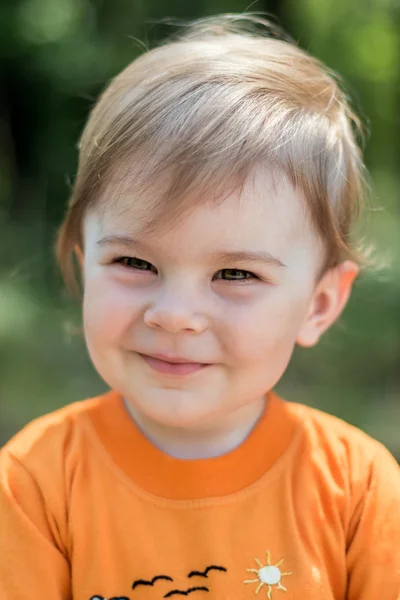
[{"left": 86, "top": 67, "right": 343, "bottom": 244}]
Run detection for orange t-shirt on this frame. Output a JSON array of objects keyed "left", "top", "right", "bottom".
[{"left": 1, "top": 388, "right": 399, "bottom": 600}]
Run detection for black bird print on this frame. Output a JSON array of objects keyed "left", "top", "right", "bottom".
[
  {"left": 90, "top": 596, "right": 130, "bottom": 600},
  {"left": 188, "top": 566, "right": 227, "bottom": 578},
  {"left": 164, "top": 586, "right": 209, "bottom": 597},
  {"left": 132, "top": 575, "right": 174, "bottom": 590}
]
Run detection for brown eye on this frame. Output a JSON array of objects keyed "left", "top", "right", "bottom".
[
  {"left": 215, "top": 269, "right": 257, "bottom": 281},
  {"left": 117, "top": 257, "right": 157, "bottom": 273}
]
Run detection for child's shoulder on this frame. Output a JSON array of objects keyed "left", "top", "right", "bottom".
[
  {"left": 0, "top": 389, "right": 114, "bottom": 465},
  {"left": 283, "top": 395, "right": 398, "bottom": 477}
]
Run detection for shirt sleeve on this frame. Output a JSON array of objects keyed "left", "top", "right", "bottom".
[
  {"left": 0, "top": 449, "right": 71, "bottom": 599},
  {"left": 346, "top": 441, "right": 400, "bottom": 599}
]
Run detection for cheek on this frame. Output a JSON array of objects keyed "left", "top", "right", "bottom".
[
  {"left": 221, "top": 291, "right": 308, "bottom": 362},
  {"left": 83, "top": 275, "right": 139, "bottom": 343}
]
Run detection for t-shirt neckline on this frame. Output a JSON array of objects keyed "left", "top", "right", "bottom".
[{"left": 87, "top": 388, "right": 298, "bottom": 500}]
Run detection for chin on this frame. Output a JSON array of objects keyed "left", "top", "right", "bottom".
[{"left": 129, "top": 391, "right": 219, "bottom": 429}]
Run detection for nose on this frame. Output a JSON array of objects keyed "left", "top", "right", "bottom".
[{"left": 143, "top": 285, "right": 209, "bottom": 334}]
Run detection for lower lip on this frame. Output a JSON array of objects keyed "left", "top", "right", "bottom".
[{"left": 139, "top": 354, "right": 210, "bottom": 376}]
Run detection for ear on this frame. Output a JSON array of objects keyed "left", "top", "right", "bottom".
[{"left": 296, "top": 261, "right": 359, "bottom": 348}]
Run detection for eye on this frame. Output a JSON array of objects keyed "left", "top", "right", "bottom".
[
  {"left": 115, "top": 256, "right": 157, "bottom": 273},
  {"left": 214, "top": 268, "right": 259, "bottom": 283}
]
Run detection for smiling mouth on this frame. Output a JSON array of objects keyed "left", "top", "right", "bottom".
[{"left": 138, "top": 354, "right": 211, "bottom": 376}]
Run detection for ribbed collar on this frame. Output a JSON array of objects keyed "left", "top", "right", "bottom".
[{"left": 86, "top": 388, "right": 298, "bottom": 500}]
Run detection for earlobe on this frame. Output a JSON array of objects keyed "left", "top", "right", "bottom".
[{"left": 296, "top": 261, "right": 359, "bottom": 348}]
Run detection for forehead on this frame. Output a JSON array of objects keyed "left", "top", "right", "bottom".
[{"left": 85, "top": 167, "right": 316, "bottom": 257}]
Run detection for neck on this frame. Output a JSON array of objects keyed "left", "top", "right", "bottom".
[{"left": 123, "top": 396, "right": 267, "bottom": 459}]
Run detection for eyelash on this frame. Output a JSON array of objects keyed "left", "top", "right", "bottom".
[{"left": 113, "top": 257, "right": 260, "bottom": 283}]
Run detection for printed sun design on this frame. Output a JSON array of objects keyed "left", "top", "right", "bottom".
[{"left": 244, "top": 551, "right": 292, "bottom": 599}]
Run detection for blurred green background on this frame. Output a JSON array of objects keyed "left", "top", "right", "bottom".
[{"left": 0, "top": 0, "right": 399, "bottom": 457}]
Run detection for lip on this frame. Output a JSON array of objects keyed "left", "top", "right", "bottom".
[
  {"left": 143, "top": 352, "right": 207, "bottom": 364},
  {"left": 138, "top": 353, "right": 211, "bottom": 376}
]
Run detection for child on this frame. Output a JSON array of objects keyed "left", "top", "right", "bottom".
[{"left": 1, "top": 13, "right": 399, "bottom": 600}]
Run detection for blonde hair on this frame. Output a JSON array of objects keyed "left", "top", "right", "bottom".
[{"left": 55, "top": 13, "right": 372, "bottom": 298}]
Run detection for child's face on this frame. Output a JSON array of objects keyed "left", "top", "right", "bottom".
[{"left": 81, "top": 168, "right": 325, "bottom": 428}]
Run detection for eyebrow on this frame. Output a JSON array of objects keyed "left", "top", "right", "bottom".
[{"left": 97, "top": 235, "right": 287, "bottom": 268}]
